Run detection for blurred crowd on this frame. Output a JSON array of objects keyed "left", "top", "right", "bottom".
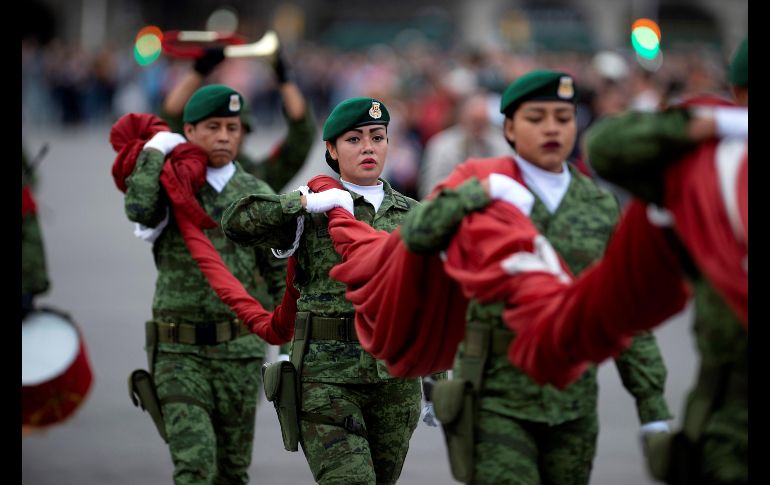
[{"left": 22, "top": 36, "right": 732, "bottom": 199}]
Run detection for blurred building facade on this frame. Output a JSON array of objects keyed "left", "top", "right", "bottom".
[{"left": 28, "top": 0, "right": 747, "bottom": 56}]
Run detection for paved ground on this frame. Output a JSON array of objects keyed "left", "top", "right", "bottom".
[{"left": 22, "top": 124, "right": 697, "bottom": 484}]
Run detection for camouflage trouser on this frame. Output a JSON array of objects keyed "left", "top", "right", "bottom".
[
  {"left": 154, "top": 351, "right": 263, "bottom": 485},
  {"left": 299, "top": 378, "right": 421, "bottom": 485},
  {"left": 473, "top": 409, "right": 598, "bottom": 485}
]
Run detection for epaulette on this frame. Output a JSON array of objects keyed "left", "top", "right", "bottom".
[{"left": 391, "top": 194, "right": 411, "bottom": 211}]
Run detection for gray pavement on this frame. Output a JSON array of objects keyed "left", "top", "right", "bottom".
[{"left": 22, "top": 124, "right": 697, "bottom": 484}]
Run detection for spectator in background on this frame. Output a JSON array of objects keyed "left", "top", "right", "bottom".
[{"left": 418, "top": 91, "right": 509, "bottom": 198}]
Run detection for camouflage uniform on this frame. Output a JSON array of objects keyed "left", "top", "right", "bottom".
[
  {"left": 587, "top": 110, "right": 748, "bottom": 484},
  {"left": 22, "top": 152, "right": 50, "bottom": 302},
  {"left": 125, "top": 149, "right": 288, "bottom": 485},
  {"left": 222, "top": 179, "right": 423, "bottom": 485},
  {"left": 401, "top": 160, "right": 671, "bottom": 485}
]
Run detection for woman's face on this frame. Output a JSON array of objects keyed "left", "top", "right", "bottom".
[
  {"left": 504, "top": 101, "right": 576, "bottom": 173},
  {"left": 327, "top": 125, "right": 388, "bottom": 186}
]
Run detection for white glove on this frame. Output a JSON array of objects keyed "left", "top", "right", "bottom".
[
  {"left": 488, "top": 173, "right": 535, "bottom": 216},
  {"left": 144, "top": 131, "right": 187, "bottom": 156},
  {"left": 304, "top": 189, "right": 355, "bottom": 216},
  {"left": 277, "top": 353, "right": 290, "bottom": 362},
  {"left": 421, "top": 402, "right": 439, "bottom": 427},
  {"left": 640, "top": 420, "right": 670, "bottom": 436}
]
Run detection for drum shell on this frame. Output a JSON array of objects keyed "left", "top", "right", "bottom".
[{"left": 22, "top": 311, "right": 94, "bottom": 428}]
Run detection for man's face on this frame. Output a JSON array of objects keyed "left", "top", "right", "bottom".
[{"left": 184, "top": 116, "right": 242, "bottom": 168}]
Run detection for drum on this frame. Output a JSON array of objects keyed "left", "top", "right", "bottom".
[{"left": 22, "top": 308, "right": 93, "bottom": 428}]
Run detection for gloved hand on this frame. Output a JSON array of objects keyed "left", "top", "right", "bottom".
[
  {"left": 488, "top": 173, "right": 535, "bottom": 216},
  {"left": 304, "top": 189, "right": 354, "bottom": 216},
  {"left": 21, "top": 292, "right": 35, "bottom": 320},
  {"left": 193, "top": 46, "right": 226, "bottom": 76},
  {"left": 144, "top": 132, "right": 187, "bottom": 156},
  {"left": 421, "top": 376, "right": 439, "bottom": 427},
  {"left": 272, "top": 50, "right": 290, "bottom": 84},
  {"left": 421, "top": 402, "right": 439, "bottom": 427}
]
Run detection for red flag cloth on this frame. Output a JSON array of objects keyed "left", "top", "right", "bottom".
[
  {"left": 109, "top": 113, "right": 170, "bottom": 193},
  {"left": 309, "top": 157, "right": 574, "bottom": 378},
  {"left": 22, "top": 185, "right": 37, "bottom": 217},
  {"left": 506, "top": 201, "right": 691, "bottom": 388},
  {"left": 307, "top": 175, "right": 468, "bottom": 377},
  {"left": 109, "top": 113, "right": 296, "bottom": 344},
  {"left": 664, "top": 139, "right": 748, "bottom": 326}
]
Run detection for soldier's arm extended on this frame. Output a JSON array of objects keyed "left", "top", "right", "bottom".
[
  {"left": 400, "top": 177, "right": 490, "bottom": 254},
  {"left": 613, "top": 331, "right": 673, "bottom": 424},
  {"left": 586, "top": 109, "right": 695, "bottom": 205},
  {"left": 243, "top": 83, "right": 317, "bottom": 191},
  {"left": 124, "top": 150, "right": 168, "bottom": 227},
  {"left": 222, "top": 191, "right": 303, "bottom": 250}
]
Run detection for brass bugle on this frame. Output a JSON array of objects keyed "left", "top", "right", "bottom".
[{"left": 224, "top": 31, "right": 279, "bottom": 58}]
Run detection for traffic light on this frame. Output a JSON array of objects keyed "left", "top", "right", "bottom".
[
  {"left": 631, "top": 18, "right": 661, "bottom": 60},
  {"left": 134, "top": 26, "right": 163, "bottom": 66}
]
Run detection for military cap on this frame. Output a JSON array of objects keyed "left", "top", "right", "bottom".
[
  {"left": 183, "top": 84, "right": 245, "bottom": 124},
  {"left": 322, "top": 97, "right": 390, "bottom": 141},
  {"left": 729, "top": 38, "right": 748, "bottom": 88},
  {"left": 500, "top": 70, "right": 577, "bottom": 116}
]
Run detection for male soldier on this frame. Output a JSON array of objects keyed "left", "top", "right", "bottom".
[
  {"left": 124, "top": 85, "right": 289, "bottom": 484},
  {"left": 579, "top": 38, "right": 748, "bottom": 484},
  {"left": 22, "top": 148, "right": 49, "bottom": 318},
  {"left": 400, "top": 70, "right": 672, "bottom": 484},
  {"left": 161, "top": 45, "right": 315, "bottom": 193}
]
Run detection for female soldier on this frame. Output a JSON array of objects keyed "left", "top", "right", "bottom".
[
  {"left": 222, "top": 97, "right": 422, "bottom": 485},
  {"left": 399, "top": 70, "right": 672, "bottom": 485}
]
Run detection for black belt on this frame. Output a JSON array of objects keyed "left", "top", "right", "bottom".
[
  {"left": 155, "top": 319, "right": 243, "bottom": 345},
  {"left": 310, "top": 316, "right": 357, "bottom": 342}
]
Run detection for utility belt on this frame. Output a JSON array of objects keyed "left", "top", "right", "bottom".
[
  {"left": 308, "top": 315, "right": 358, "bottom": 342},
  {"left": 127, "top": 317, "right": 244, "bottom": 444},
  {"left": 154, "top": 318, "right": 244, "bottom": 346},
  {"left": 432, "top": 321, "right": 512, "bottom": 483},
  {"left": 262, "top": 312, "right": 366, "bottom": 453}
]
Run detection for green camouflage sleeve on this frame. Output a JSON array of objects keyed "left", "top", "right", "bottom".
[
  {"left": 222, "top": 190, "right": 304, "bottom": 250},
  {"left": 586, "top": 109, "right": 695, "bottom": 204},
  {"left": 400, "top": 177, "right": 490, "bottom": 254},
  {"left": 255, "top": 246, "right": 288, "bottom": 307},
  {"left": 22, "top": 213, "right": 50, "bottom": 296},
  {"left": 124, "top": 150, "right": 168, "bottom": 227},
  {"left": 614, "top": 331, "right": 673, "bottom": 423},
  {"left": 241, "top": 107, "right": 317, "bottom": 192}
]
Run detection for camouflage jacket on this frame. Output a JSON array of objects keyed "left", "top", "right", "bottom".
[
  {"left": 222, "top": 178, "right": 420, "bottom": 384},
  {"left": 22, "top": 153, "right": 49, "bottom": 296},
  {"left": 124, "top": 150, "right": 287, "bottom": 359},
  {"left": 401, "top": 161, "right": 672, "bottom": 425},
  {"left": 22, "top": 212, "right": 50, "bottom": 296},
  {"left": 163, "top": 106, "right": 317, "bottom": 193}
]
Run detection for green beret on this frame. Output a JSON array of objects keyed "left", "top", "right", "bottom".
[
  {"left": 729, "top": 38, "right": 748, "bottom": 88},
  {"left": 322, "top": 97, "right": 390, "bottom": 141},
  {"left": 183, "top": 84, "right": 245, "bottom": 124},
  {"left": 500, "top": 70, "right": 577, "bottom": 116}
]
